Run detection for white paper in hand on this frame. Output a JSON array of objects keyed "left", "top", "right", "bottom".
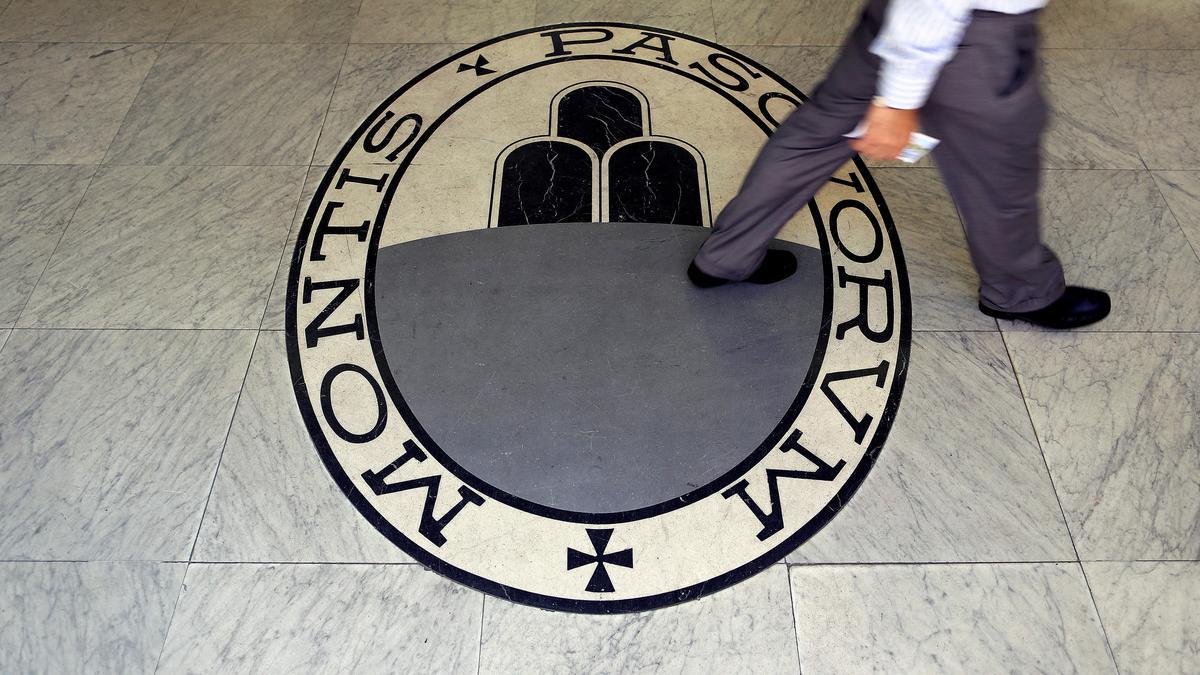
[{"left": 844, "top": 121, "right": 939, "bottom": 164}]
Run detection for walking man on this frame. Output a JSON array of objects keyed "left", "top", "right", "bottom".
[{"left": 688, "top": 0, "right": 1110, "bottom": 330}]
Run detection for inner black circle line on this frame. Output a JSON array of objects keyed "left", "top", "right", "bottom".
[{"left": 360, "top": 52, "right": 836, "bottom": 525}]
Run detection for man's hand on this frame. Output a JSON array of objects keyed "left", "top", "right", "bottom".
[{"left": 849, "top": 105, "right": 919, "bottom": 161}]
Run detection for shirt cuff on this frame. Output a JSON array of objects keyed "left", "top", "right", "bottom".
[{"left": 875, "top": 58, "right": 938, "bottom": 109}]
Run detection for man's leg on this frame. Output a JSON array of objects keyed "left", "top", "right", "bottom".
[
  {"left": 691, "top": 0, "right": 886, "bottom": 281},
  {"left": 919, "top": 10, "right": 1066, "bottom": 313}
]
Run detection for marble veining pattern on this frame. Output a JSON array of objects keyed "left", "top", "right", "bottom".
[
  {"left": 1154, "top": 171, "right": 1200, "bottom": 258},
  {"left": 1101, "top": 50, "right": 1200, "bottom": 170},
  {"left": 480, "top": 565, "right": 800, "bottom": 674},
  {"left": 167, "top": 0, "right": 359, "bottom": 44},
  {"left": 0, "top": 165, "right": 94, "bottom": 327},
  {"left": 0, "top": 329, "right": 256, "bottom": 560},
  {"left": 0, "top": 43, "right": 160, "bottom": 165},
  {"left": 789, "top": 332, "right": 1073, "bottom": 564},
  {"left": 105, "top": 43, "right": 344, "bottom": 166},
  {"left": 192, "top": 333, "right": 409, "bottom": 562},
  {"left": 1007, "top": 332, "right": 1200, "bottom": 560},
  {"left": 352, "top": 0, "right": 536, "bottom": 44},
  {"left": 19, "top": 165, "right": 304, "bottom": 329},
  {"left": 0, "top": 0, "right": 184, "bottom": 42},
  {"left": 534, "top": 0, "right": 718, "bottom": 40},
  {"left": 789, "top": 563, "right": 1116, "bottom": 674},
  {"left": 1084, "top": 562, "right": 1200, "bottom": 675},
  {"left": 0, "top": 562, "right": 185, "bottom": 674},
  {"left": 714, "top": 0, "right": 862, "bottom": 46},
  {"left": 1041, "top": 51, "right": 1144, "bottom": 170},
  {"left": 313, "top": 44, "right": 466, "bottom": 164},
  {"left": 1026, "top": 169, "right": 1200, "bottom": 332},
  {"left": 870, "top": 169, "right": 997, "bottom": 330},
  {"left": 1040, "top": 0, "right": 1200, "bottom": 50},
  {"left": 262, "top": 166, "right": 323, "bottom": 330},
  {"left": 157, "top": 563, "right": 482, "bottom": 673}
]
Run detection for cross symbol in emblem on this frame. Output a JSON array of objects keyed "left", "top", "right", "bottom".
[
  {"left": 567, "top": 528, "right": 634, "bottom": 593},
  {"left": 457, "top": 55, "right": 496, "bottom": 77}
]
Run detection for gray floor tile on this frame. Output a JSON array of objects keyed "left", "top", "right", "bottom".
[
  {"left": 157, "top": 563, "right": 482, "bottom": 673},
  {"left": 1154, "top": 171, "right": 1200, "bottom": 258},
  {"left": 0, "top": 329, "right": 9, "bottom": 352},
  {"left": 0, "top": 329, "right": 255, "bottom": 560},
  {"left": 1042, "top": 51, "right": 1144, "bottom": 170},
  {"left": 1084, "top": 562, "right": 1199, "bottom": 675},
  {"left": 0, "top": 562, "right": 185, "bottom": 674},
  {"left": 788, "top": 332, "right": 1073, "bottom": 564},
  {"left": 0, "top": 0, "right": 183, "bottom": 42},
  {"left": 193, "top": 332, "right": 409, "bottom": 562},
  {"left": 534, "top": 0, "right": 717, "bottom": 39},
  {"left": 479, "top": 565, "right": 799, "bottom": 674},
  {"left": 0, "top": 43, "right": 159, "bottom": 165},
  {"left": 167, "top": 0, "right": 357, "bottom": 44},
  {"left": 1020, "top": 170, "right": 1200, "bottom": 332},
  {"left": 734, "top": 45, "right": 837, "bottom": 93},
  {"left": 105, "top": 43, "right": 343, "bottom": 166},
  {"left": 870, "top": 168, "right": 997, "bottom": 331},
  {"left": 19, "top": 165, "right": 303, "bottom": 329},
  {"left": 352, "top": 0, "right": 535, "bottom": 43},
  {"left": 789, "top": 563, "right": 1115, "bottom": 674},
  {"left": 714, "top": 0, "right": 859, "bottom": 46},
  {"left": 313, "top": 44, "right": 465, "bottom": 165},
  {"left": 1006, "top": 333, "right": 1200, "bottom": 561},
  {"left": 1103, "top": 50, "right": 1200, "bottom": 170},
  {"left": 0, "top": 165, "right": 94, "bottom": 327},
  {"left": 1041, "top": 0, "right": 1200, "bottom": 49},
  {"left": 261, "top": 167, "right": 323, "bottom": 330}
]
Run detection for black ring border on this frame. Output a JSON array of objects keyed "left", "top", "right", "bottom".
[{"left": 286, "top": 22, "right": 912, "bottom": 614}]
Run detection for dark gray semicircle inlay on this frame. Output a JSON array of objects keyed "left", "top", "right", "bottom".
[{"left": 373, "top": 222, "right": 825, "bottom": 514}]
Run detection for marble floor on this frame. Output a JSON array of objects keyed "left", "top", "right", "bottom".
[{"left": 1, "top": 0, "right": 1198, "bottom": 673}]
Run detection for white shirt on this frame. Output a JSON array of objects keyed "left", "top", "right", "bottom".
[{"left": 870, "top": 0, "right": 1047, "bottom": 109}]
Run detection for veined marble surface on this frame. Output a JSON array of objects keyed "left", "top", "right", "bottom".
[
  {"left": 105, "top": 43, "right": 343, "bottom": 166},
  {"left": 1154, "top": 170, "right": 1200, "bottom": 256},
  {"left": 480, "top": 565, "right": 800, "bottom": 674},
  {"left": 0, "top": 43, "right": 159, "bottom": 164},
  {"left": 0, "top": 329, "right": 255, "bottom": 560},
  {"left": 714, "top": 0, "right": 860, "bottom": 46},
  {"left": 0, "top": 0, "right": 183, "bottom": 42},
  {"left": 262, "top": 166, "right": 323, "bottom": 330},
  {"left": 1027, "top": 169, "right": 1200, "bottom": 332},
  {"left": 789, "top": 563, "right": 1115, "bottom": 674},
  {"left": 313, "top": 44, "right": 466, "bottom": 164},
  {"left": 1041, "top": 0, "right": 1200, "bottom": 49},
  {"left": 157, "top": 563, "right": 482, "bottom": 673},
  {"left": 0, "top": 165, "right": 94, "bottom": 327},
  {"left": 352, "top": 0, "right": 536, "bottom": 44},
  {"left": 0, "top": 562, "right": 185, "bottom": 674},
  {"left": 19, "top": 165, "right": 303, "bottom": 330},
  {"left": 1007, "top": 332, "right": 1200, "bottom": 560},
  {"left": 192, "top": 332, "right": 410, "bottom": 562},
  {"left": 1103, "top": 50, "right": 1200, "bottom": 170},
  {"left": 535, "top": 0, "right": 718, "bottom": 40},
  {"left": 788, "top": 332, "right": 1073, "bottom": 564},
  {"left": 1085, "top": 561, "right": 1200, "bottom": 675},
  {"left": 167, "top": 0, "right": 358, "bottom": 44}
]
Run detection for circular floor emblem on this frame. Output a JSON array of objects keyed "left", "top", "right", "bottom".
[{"left": 288, "top": 23, "right": 910, "bottom": 612}]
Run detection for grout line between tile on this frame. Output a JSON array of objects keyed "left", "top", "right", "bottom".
[
  {"left": 151, "top": 561, "right": 190, "bottom": 675},
  {"left": 785, "top": 568, "right": 805, "bottom": 675},
  {"left": 185, "top": 330, "right": 262, "bottom": 562},
  {"left": 97, "top": 41, "right": 166, "bottom": 167},
  {"left": 475, "top": 595, "right": 486, "bottom": 675},
  {"left": 784, "top": 559, "right": 1080, "bottom": 568},
  {"left": 10, "top": 164, "right": 101, "bottom": 328},
  {"left": 1151, "top": 172, "right": 1200, "bottom": 267},
  {"left": 997, "top": 330, "right": 1123, "bottom": 674}
]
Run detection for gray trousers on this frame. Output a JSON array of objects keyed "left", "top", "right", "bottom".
[{"left": 694, "top": 0, "right": 1066, "bottom": 312}]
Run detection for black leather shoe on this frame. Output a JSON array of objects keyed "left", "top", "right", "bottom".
[
  {"left": 980, "top": 286, "right": 1110, "bottom": 329},
  {"left": 688, "top": 250, "right": 798, "bottom": 288}
]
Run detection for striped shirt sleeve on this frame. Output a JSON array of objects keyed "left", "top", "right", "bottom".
[{"left": 869, "top": 0, "right": 974, "bottom": 109}]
